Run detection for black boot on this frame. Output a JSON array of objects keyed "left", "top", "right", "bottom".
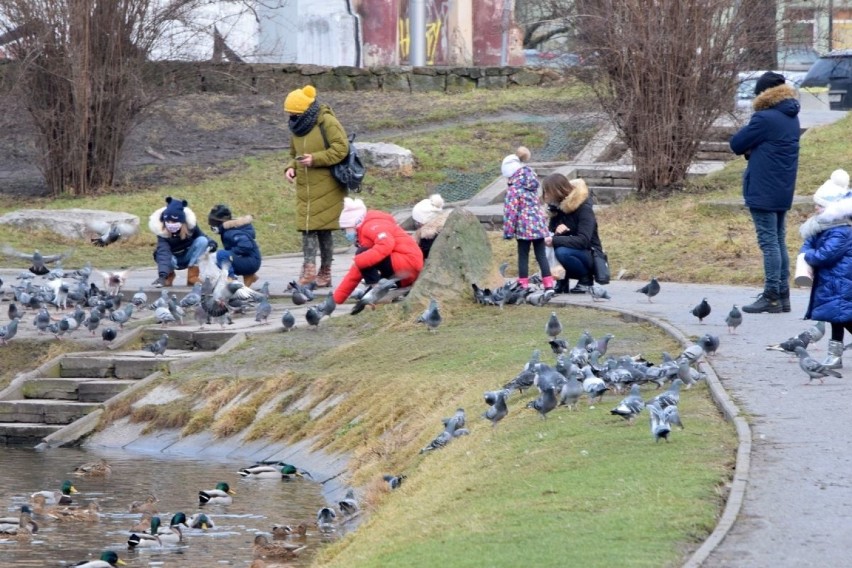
[
  {"left": 742, "top": 291, "right": 782, "bottom": 314},
  {"left": 570, "top": 275, "right": 593, "bottom": 294},
  {"left": 780, "top": 289, "right": 791, "bottom": 313},
  {"left": 554, "top": 279, "right": 569, "bottom": 294}
]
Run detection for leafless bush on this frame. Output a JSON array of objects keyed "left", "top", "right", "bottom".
[{"left": 574, "top": 0, "right": 777, "bottom": 194}]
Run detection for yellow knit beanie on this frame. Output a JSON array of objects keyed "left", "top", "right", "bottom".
[{"left": 284, "top": 85, "right": 317, "bottom": 114}]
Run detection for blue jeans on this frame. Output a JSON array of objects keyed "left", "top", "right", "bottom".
[
  {"left": 749, "top": 209, "right": 789, "bottom": 296},
  {"left": 554, "top": 246, "right": 593, "bottom": 283},
  {"left": 171, "top": 236, "right": 209, "bottom": 271}
]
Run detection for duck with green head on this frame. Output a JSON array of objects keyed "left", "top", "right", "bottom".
[
  {"left": 72, "top": 550, "right": 125, "bottom": 567},
  {"left": 31, "top": 479, "right": 78, "bottom": 505},
  {"left": 238, "top": 462, "right": 312, "bottom": 480},
  {"left": 155, "top": 512, "right": 187, "bottom": 544},
  {"left": 0, "top": 505, "right": 38, "bottom": 538},
  {"left": 199, "top": 482, "right": 235, "bottom": 505},
  {"left": 188, "top": 512, "right": 214, "bottom": 529}
]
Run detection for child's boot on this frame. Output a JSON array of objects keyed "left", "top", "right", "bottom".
[{"left": 822, "top": 340, "right": 844, "bottom": 370}]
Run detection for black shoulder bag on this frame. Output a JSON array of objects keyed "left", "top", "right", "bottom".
[
  {"left": 318, "top": 123, "right": 366, "bottom": 193},
  {"left": 591, "top": 246, "right": 611, "bottom": 285}
]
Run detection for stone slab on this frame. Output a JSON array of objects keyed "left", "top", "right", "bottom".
[
  {"left": 0, "top": 422, "right": 63, "bottom": 446},
  {"left": 0, "top": 399, "right": 99, "bottom": 424},
  {"left": 21, "top": 377, "right": 95, "bottom": 400},
  {"left": 77, "top": 380, "right": 136, "bottom": 402},
  {"left": 0, "top": 209, "right": 139, "bottom": 240}
]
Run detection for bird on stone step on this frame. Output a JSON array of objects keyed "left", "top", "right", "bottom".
[{"left": 143, "top": 333, "right": 169, "bottom": 357}]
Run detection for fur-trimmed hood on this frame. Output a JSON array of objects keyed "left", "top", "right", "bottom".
[
  {"left": 552, "top": 178, "right": 591, "bottom": 215},
  {"left": 149, "top": 205, "right": 198, "bottom": 237},
  {"left": 222, "top": 215, "right": 254, "bottom": 230},
  {"left": 416, "top": 209, "right": 451, "bottom": 240},
  {"left": 800, "top": 194, "right": 852, "bottom": 239},
  {"left": 753, "top": 84, "right": 800, "bottom": 114}
]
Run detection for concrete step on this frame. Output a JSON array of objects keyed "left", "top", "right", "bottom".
[
  {"left": 0, "top": 400, "right": 100, "bottom": 424},
  {"left": 21, "top": 377, "right": 136, "bottom": 403},
  {"left": 0, "top": 422, "right": 63, "bottom": 446},
  {"left": 139, "top": 329, "right": 235, "bottom": 351},
  {"left": 59, "top": 355, "right": 178, "bottom": 379}
]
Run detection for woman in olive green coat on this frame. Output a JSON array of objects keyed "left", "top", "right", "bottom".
[{"left": 284, "top": 85, "right": 349, "bottom": 287}]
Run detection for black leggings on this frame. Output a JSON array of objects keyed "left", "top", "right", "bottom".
[
  {"left": 830, "top": 322, "right": 852, "bottom": 342},
  {"left": 355, "top": 246, "right": 395, "bottom": 284},
  {"left": 517, "top": 238, "right": 551, "bottom": 279}
]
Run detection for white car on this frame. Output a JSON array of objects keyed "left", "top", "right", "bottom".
[{"left": 736, "top": 70, "right": 802, "bottom": 111}]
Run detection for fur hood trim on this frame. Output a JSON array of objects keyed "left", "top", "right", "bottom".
[
  {"left": 416, "top": 209, "right": 451, "bottom": 240},
  {"left": 148, "top": 206, "right": 198, "bottom": 237},
  {"left": 222, "top": 215, "right": 254, "bottom": 230},
  {"left": 554, "top": 178, "right": 590, "bottom": 215},
  {"left": 753, "top": 84, "right": 798, "bottom": 111},
  {"left": 800, "top": 196, "right": 852, "bottom": 239}
]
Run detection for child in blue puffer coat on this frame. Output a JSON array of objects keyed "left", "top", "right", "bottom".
[
  {"left": 208, "top": 204, "right": 262, "bottom": 288},
  {"left": 800, "top": 169, "right": 852, "bottom": 370}
]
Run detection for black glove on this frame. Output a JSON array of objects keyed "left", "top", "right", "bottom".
[{"left": 207, "top": 241, "right": 218, "bottom": 253}]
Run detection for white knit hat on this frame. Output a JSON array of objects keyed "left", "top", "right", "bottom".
[
  {"left": 412, "top": 194, "right": 445, "bottom": 224},
  {"left": 501, "top": 154, "right": 522, "bottom": 178},
  {"left": 339, "top": 197, "right": 367, "bottom": 228},
  {"left": 814, "top": 169, "right": 851, "bottom": 207}
]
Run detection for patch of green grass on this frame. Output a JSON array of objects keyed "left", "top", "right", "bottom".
[{"left": 0, "top": 340, "right": 94, "bottom": 392}]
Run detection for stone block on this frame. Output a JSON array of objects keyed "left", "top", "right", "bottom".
[
  {"left": 312, "top": 73, "right": 354, "bottom": 91},
  {"left": 0, "top": 400, "right": 98, "bottom": 424},
  {"left": 352, "top": 74, "right": 379, "bottom": 90},
  {"left": 410, "top": 73, "right": 445, "bottom": 92},
  {"left": 60, "top": 357, "right": 114, "bottom": 378},
  {"left": 356, "top": 142, "right": 415, "bottom": 173},
  {"left": 510, "top": 70, "right": 542, "bottom": 87},
  {"left": 113, "top": 358, "right": 171, "bottom": 380},
  {"left": 381, "top": 73, "right": 410, "bottom": 92},
  {"left": 0, "top": 423, "right": 62, "bottom": 447},
  {"left": 446, "top": 74, "right": 477, "bottom": 93},
  {"left": 0, "top": 209, "right": 139, "bottom": 241},
  {"left": 77, "top": 380, "right": 136, "bottom": 402},
  {"left": 22, "top": 378, "right": 87, "bottom": 400},
  {"left": 478, "top": 75, "right": 508, "bottom": 89}
]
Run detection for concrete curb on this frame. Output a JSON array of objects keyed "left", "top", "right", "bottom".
[{"left": 550, "top": 297, "right": 750, "bottom": 567}]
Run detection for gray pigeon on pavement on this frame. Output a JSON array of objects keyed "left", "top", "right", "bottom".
[
  {"left": 281, "top": 309, "right": 295, "bottom": 332},
  {"left": 0, "top": 319, "right": 19, "bottom": 345},
  {"left": 351, "top": 277, "right": 400, "bottom": 315},
  {"left": 109, "top": 304, "right": 133, "bottom": 329},
  {"left": 697, "top": 333, "right": 720, "bottom": 356},
  {"left": 288, "top": 280, "right": 316, "bottom": 305},
  {"left": 416, "top": 297, "right": 442, "bottom": 331},
  {"left": 338, "top": 489, "right": 359, "bottom": 517},
  {"left": 33, "top": 308, "right": 52, "bottom": 334},
  {"left": 636, "top": 277, "right": 660, "bottom": 302},
  {"left": 767, "top": 331, "right": 811, "bottom": 355},
  {"left": 545, "top": 311, "right": 562, "bottom": 339},
  {"left": 795, "top": 345, "right": 842, "bottom": 384},
  {"left": 179, "top": 283, "right": 203, "bottom": 309},
  {"left": 8, "top": 303, "right": 20, "bottom": 321},
  {"left": 154, "top": 305, "right": 175, "bottom": 326},
  {"left": 483, "top": 389, "right": 509, "bottom": 426},
  {"left": 725, "top": 304, "right": 743, "bottom": 334},
  {"left": 254, "top": 297, "right": 272, "bottom": 324},
  {"left": 101, "top": 327, "right": 118, "bottom": 345},
  {"left": 691, "top": 298, "right": 711, "bottom": 323},
  {"left": 131, "top": 287, "right": 148, "bottom": 308},
  {"left": 590, "top": 284, "right": 611, "bottom": 301},
  {"left": 143, "top": 333, "right": 169, "bottom": 357},
  {"left": 317, "top": 293, "right": 336, "bottom": 318}
]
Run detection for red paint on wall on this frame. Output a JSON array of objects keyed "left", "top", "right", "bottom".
[
  {"left": 473, "top": 0, "right": 505, "bottom": 65},
  {"left": 359, "top": 0, "right": 401, "bottom": 66}
]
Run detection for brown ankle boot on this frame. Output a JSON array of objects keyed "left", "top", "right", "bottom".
[
  {"left": 186, "top": 266, "right": 201, "bottom": 285},
  {"left": 243, "top": 273, "right": 259, "bottom": 288},
  {"left": 164, "top": 271, "right": 176, "bottom": 287},
  {"left": 298, "top": 262, "right": 316, "bottom": 286},
  {"left": 315, "top": 265, "right": 332, "bottom": 288}
]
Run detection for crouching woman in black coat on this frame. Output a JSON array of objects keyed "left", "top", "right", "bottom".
[{"left": 541, "top": 173, "right": 602, "bottom": 294}]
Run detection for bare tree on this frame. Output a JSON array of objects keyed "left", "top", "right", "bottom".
[
  {"left": 0, "top": 1, "right": 229, "bottom": 196},
  {"left": 574, "top": 0, "right": 778, "bottom": 194},
  {"left": 516, "top": 0, "right": 575, "bottom": 50}
]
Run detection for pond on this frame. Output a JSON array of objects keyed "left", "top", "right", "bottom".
[{"left": 0, "top": 447, "right": 333, "bottom": 567}]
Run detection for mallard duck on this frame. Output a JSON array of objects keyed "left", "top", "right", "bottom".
[
  {"left": 71, "top": 550, "right": 125, "bottom": 567},
  {"left": 128, "top": 495, "right": 159, "bottom": 514},
  {"left": 0, "top": 505, "right": 38, "bottom": 537},
  {"left": 31, "top": 493, "right": 58, "bottom": 516},
  {"left": 271, "top": 522, "right": 307, "bottom": 540},
  {"left": 127, "top": 514, "right": 185, "bottom": 548},
  {"left": 238, "top": 462, "right": 312, "bottom": 480},
  {"left": 187, "top": 512, "right": 214, "bottom": 529},
  {"left": 48, "top": 501, "right": 100, "bottom": 522},
  {"left": 199, "top": 482, "right": 235, "bottom": 505},
  {"left": 31, "top": 479, "right": 78, "bottom": 505},
  {"left": 73, "top": 458, "right": 112, "bottom": 477},
  {"left": 253, "top": 534, "right": 307, "bottom": 558}
]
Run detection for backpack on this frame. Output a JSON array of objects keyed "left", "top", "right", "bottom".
[{"left": 318, "top": 123, "right": 366, "bottom": 193}]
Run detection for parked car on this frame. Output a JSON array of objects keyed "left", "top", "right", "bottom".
[
  {"left": 735, "top": 70, "right": 801, "bottom": 111},
  {"left": 777, "top": 46, "right": 821, "bottom": 72},
  {"left": 523, "top": 48, "right": 583, "bottom": 68},
  {"left": 800, "top": 49, "right": 852, "bottom": 109}
]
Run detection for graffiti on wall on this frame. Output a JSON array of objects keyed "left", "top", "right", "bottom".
[{"left": 398, "top": 0, "right": 449, "bottom": 65}]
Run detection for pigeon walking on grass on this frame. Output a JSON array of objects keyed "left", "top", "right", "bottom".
[
  {"left": 545, "top": 311, "right": 562, "bottom": 339},
  {"left": 610, "top": 384, "right": 645, "bottom": 422},
  {"left": 483, "top": 389, "right": 509, "bottom": 426},
  {"left": 351, "top": 277, "right": 400, "bottom": 315},
  {"left": 281, "top": 309, "right": 295, "bottom": 332},
  {"left": 648, "top": 401, "right": 672, "bottom": 442},
  {"left": 416, "top": 297, "right": 442, "bottom": 331}
]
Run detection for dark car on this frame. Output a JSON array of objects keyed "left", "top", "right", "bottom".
[{"left": 800, "top": 49, "right": 852, "bottom": 109}]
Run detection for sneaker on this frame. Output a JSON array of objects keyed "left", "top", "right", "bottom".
[
  {"left": 780, "top": 290, "right": 791, "bottom": 313},
  {"left": 741, "top": 292, "right": 782, "bottom": 314},
  {"left": 152, "top": 276, "right": 167, "bottom": 288},
  {"left": 570, "top": 283, "right": 590, "bottom": 294}
]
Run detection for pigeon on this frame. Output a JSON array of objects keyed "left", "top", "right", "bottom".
[
  {"left": 725, "top": 304, "right": 743, "bottom": 334},
  {"left": 648, "top": 378, "right": 683, "bottom": 409},
  {"left": 337, "top": 489, "right": 359, "bottom": 517},
  {"left": 662, "top": 405, "right": 684, "bottom": 430},
  {"left": 678, "top": 344, "right": 705, "bottom": 366},
  {"left": 443, "top": 407, "right": 466, "bottom": 430},
  {"left": 558, "top": 372, "right": 584, "bottom": 410},
  {"left": 131, "top": 287, "right": 148, "bottom": 308},
  {"left": 648, "top": 401, "right": 671, "bottom": 442},
  {"left": 589, "top": 284, "right": 611, "bottom": 301},
  {"left": 526, "top": 385, "right": 558, "bottom": 419},
  {"left": 179, "top": 283, "right": 203, "bottom": 309},
  {"left": 697, "top": 333, "right": 720, "bottom": 356},
  {"left": 193, "top": 303, "right": 208, "bottom": 330},
  {"left": 316, "top": 293, "right": 337, "bottom": 319},
  {"left": 83, "top": 309, "right": 101, "bottom": 335},
  {"left": 33, "top": 308, "right": 52, "bottom": 334},
  {"left": 255, "top": 297, "right": 272, "bottom": 324},
  {"left": 545, "top": 311, "right": 562, "bottom": 339},
  {"left": 0, "top": 319, "right": 19, "bottom": 345},
  {"left": 548, "top": 338, "right": 568, "bottom": 355},
  {"left": 281, "top": 309, "right": 295, "bottom": 332},
  {"left": 589, "top": 333, "right": 614, "bottom": 357},
  {"left": 382, "top": 474, "right": 406, "bottom": 490},
  {"left": 420, "top": 416, "right": 461, "bottom": 453},
  {"left": 89, "top": 220, "right": 137, "bottom": 247},
  {"left": 202, "top": 296, "right": 231, "bottom": 328},
  {"left": 795, "top": 345, "right": 842, "bottom": 385},
  {"left": 109, "top": 304, "right": 133, "bottom": 329},
  {"left": 351, "top": 277, "right": 400, "bottom": 315},
  {"left": 767, "top": 331, "right": 811, "bottom": 355},
  {"left": 154, "top": 305, "right": 175, "bottom": 326},
  {"left": 691, "top": 297, "right": 711, "bottom": 323},
  {"left": 143, "top": 333, "right": 169, "bottom": 357},
  {"left": 7, "top": 303, "right": 20, "bottom": 321},
  {"left": 610, "top": 384, "right": 645, "bottom": 422},
  {"left": 3, "top": 246, "right": 70, "bottom": 275},
  {"left": 581, "top": 366, "right": 609, "bottom": 404},
  {"left": 101, "top": 327, "right": 118, "bottom": 345},
  {"left": 416, "top": 297, "right": 442, "bottom": 331},
  {"left": 636, "top": 277, "right": 660, "bottom": 302},
  {"left": 287, "top": 280, "right": 316, "bottom": 305},
  {"left": 305, "top": 305, "right": 322, "bottom": 329},
  {"left": 316, "top": 507, "right": 337, "bottom": 531},
  {"left": 482, "top": 389, "right": 509, "bottom": 426}
]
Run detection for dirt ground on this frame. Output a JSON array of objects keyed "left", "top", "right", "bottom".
[{"left": 0, "top": 90, "right": 581, "bottom": 197}]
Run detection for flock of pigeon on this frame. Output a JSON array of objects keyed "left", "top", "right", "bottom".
[{"left": 0, "top": 456, "right": 370, "bottom": 565}]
